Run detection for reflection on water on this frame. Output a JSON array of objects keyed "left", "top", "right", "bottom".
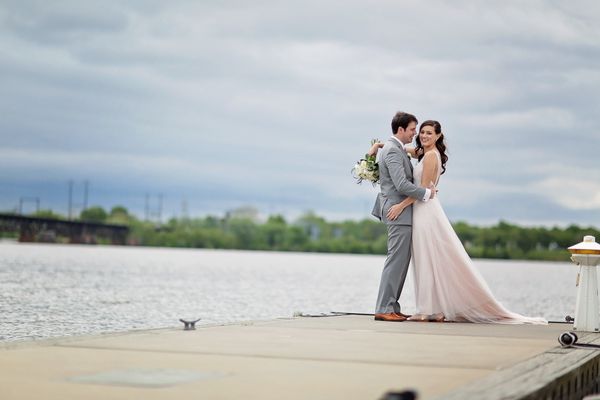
[{"left": 0, "top": 243, "right": 576, "bottom": 342}]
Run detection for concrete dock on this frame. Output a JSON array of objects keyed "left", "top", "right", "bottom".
[{"left": 1, "top": 315, "right": 599, "bottom": 399}]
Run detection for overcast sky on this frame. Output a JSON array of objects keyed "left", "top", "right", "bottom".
[{"left": 1, "top": 0, "right": 599, "bottom": 226}]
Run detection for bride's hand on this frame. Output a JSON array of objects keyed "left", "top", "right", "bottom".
[
  {"left": 367, "top": 142, "right": 384, "bottom": 156},
  {"left": 386, "top": 204, "right": 406, "bottom": 221}
]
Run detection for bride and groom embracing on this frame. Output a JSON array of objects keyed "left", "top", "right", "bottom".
[{"left": 371, "top": 111, "right": 546, "bottom": 324}]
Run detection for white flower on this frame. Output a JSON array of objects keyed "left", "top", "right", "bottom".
[{"left": 352, "top": 144, "right": 381, "bottom": 185}]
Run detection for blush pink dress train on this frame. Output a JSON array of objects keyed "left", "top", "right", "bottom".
[{"left": 411, "top": 151, "right": 547, "bottom": 324}]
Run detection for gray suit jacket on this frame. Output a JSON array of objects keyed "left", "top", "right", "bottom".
[{"left": 371, "top": 138, "right": 427, "bottom": 225}]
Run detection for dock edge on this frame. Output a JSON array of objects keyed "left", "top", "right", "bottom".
[{"left": 438, "top": 332, "right": 600, "bottom": 400}]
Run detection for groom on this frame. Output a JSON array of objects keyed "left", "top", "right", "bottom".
[{"left": 372, "top": 111, "right": 435, "bottom": 322}]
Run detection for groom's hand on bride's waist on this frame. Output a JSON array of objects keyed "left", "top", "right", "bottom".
[{"left": 427, "top": 182, "right": 437, "bottom": 199}]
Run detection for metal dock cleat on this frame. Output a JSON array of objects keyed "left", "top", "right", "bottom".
[{"left": 179, "top": 318, "right": 201, "bottom": 330}]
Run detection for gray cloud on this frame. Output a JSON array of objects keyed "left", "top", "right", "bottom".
[{"left": 0, "top": 0, "right": 599, "bottom": 226}]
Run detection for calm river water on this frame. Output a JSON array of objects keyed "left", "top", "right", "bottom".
[{"left": 0, "top": 242, "right": 577, "bottom": 342}]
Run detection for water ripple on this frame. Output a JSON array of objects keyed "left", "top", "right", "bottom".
[{"left": 0, "top": 243, "right": 576, "bottom": 342}]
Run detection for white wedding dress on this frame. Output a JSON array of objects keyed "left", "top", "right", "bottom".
[{"left": 411, "top": 151, "right": 546, "bottom": 324}]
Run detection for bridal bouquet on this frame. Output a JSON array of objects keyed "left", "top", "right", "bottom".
[{"left": 352, "top": 139, "right": 381, "bottom": 186}]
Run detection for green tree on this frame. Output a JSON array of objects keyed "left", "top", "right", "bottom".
[
  {"left": 227, "top": 218, "right": 265, "bottom": 249},
  {"left": 262, "top": 215, "right": 287, "bottom": 249},
  {"left": 80, "top": 206, "right": 108, "bottom": 223},
  {"left": 31, "top": 209, "right": 64, "bottom": 220},
  {"left": 120, "top": 208, "right": 592, "bottom": 261},
  {"left": 107, "top": 205, "right": 132, "bottom": 225}
]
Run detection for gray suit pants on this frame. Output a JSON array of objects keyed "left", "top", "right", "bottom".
[{"left": 375, "top": 224, "right": 412, "bottom": 314}]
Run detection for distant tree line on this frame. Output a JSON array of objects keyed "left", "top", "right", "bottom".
[{"left": 5, "top": 206, "right": 597, "bottom": 262}]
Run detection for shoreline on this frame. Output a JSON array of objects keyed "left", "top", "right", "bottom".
[{"left": 0, "top": 240, "right": 573, "bottom": 263}]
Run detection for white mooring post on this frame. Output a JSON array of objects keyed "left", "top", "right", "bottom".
[{"left": 568, "top": 235, "right": 600, "bottom": 332}]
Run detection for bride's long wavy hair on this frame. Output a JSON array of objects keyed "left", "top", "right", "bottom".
[{"left": 415, "top": 120, "right": 448, "bottom": 175}]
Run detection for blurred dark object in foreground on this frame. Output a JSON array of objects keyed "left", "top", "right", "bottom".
[{"left": 380, "top": 389, "right": 418, "bottom": 400}]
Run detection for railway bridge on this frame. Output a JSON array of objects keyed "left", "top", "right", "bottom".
[{"left": 0, "top": 213, "right": 129, "bottom": 244}]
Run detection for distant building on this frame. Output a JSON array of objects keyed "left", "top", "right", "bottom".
[{"left": 225, "top": 206, "right": 260, "bottom": 222}]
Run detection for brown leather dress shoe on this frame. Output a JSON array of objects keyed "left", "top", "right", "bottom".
[
  {"left": 374, "top": 313, "right": 407, "bottom": 322},
  {"left": 395, "top": 312, "right": 412, "bottom": 319}
]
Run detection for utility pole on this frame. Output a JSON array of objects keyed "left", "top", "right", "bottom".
[
  {"left": 68, "top": 180, "right": 74, "bottom": 220},
  {"left": 18, "top": 197, "right": 40, "bottom": 214},
  {"left": 158, "top": 194, "right": 163, "bottom": 223},
  {"left": 68, "top": 179, "right": 90, "bottom": 219},
  {"left": 181, "top": 198, "right": 189, "bottom": 219},
  {"left": 144, "top": 193, "right": 164, "bottom": 223},
  {"left": 83, "top": 180, "right": 89, "bottom": 211}
]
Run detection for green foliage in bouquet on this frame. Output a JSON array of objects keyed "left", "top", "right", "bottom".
[{"left": 352, "top": 139, "right": 381, "bottom": 185}]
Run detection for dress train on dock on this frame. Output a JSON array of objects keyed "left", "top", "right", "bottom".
[{"left": 411, "top": 152, "right": 546, "bottom": 324}]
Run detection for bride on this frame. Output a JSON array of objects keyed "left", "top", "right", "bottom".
[{"left": 369, "top": 120, "right": 546, "bottom": 324}]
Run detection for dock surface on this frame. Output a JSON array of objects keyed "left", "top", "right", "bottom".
[{"left": 0, "top": 315, "right": 588, "bottom": 399}]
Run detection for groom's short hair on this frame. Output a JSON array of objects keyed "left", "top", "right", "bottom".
[{"left": 391, "top": 112, "right": 418, "bottom": 134}]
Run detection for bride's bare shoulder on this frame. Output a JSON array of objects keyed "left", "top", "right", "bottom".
[
  {"left": 422, "top": 151, "right": 441, "bottom": 170},
  {"left": 423, "top": 150, "right": 439, "bottom": 161}
]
